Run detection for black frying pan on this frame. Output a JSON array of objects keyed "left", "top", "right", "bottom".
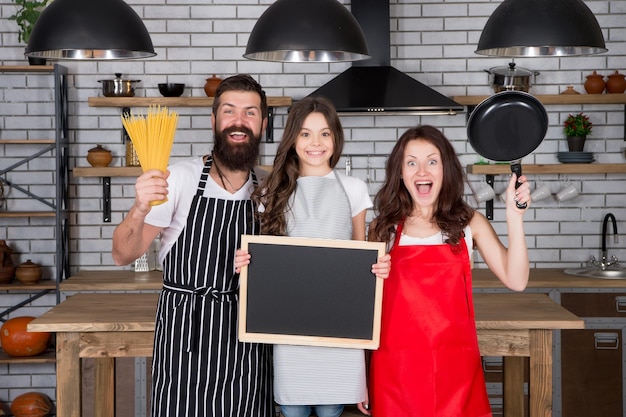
[{"left": 467, "top": 91, "right": 548, "bottom": 209}]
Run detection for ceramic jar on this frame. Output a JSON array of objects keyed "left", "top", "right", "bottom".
[
  {"left": 15, "top": 260, "right": 42, "bottom": 285},
  {"left": 584, "top": 71, "right": 606, "bottom": 94},
  {"left": 0, "top": 240, "right": 15, "bottom": 284},
  {"left": 87, "top": 145, "right": 113, "bottom": 167},
  {"left": 204, "top": 75, "right": 222, "bottom": 97},
  {"left": 606, "top": 71, "right": 626, "bottom": 94}
]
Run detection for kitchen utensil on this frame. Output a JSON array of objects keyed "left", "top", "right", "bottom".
[
  {"left": 15, "top": 260, "right": 42, "bottom": 285},
  {"left": 484, "top": 62, "right": 539, "bottom": 93},
  {"left": 158, "top": 83, "right": 185, "bottom": 97},
  {"left": 98, "top": 73, "right": 141, "bottom": 97},
  {"left": 204, "top": 75, "right": 222, "bottom": 97},
  {"left": 555, "top": 182, "right": 579, "bottom": 202},
  {"left": 467, "top": 91, "right": 548, "bottom": 209},
  {"left": 473, "top": 182, "right": 496, "bottom": 203}
]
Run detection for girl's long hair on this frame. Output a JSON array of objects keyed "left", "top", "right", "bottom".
[
  {"left": 371, "top": 125, "right": 474, "bottom": 247},
  {"left": 252, "top": 96, "right": 344, "bottom": 236}
]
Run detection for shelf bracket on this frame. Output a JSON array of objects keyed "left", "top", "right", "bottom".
[
  {"left": 103, "top": 177, "right": 111, "bottom": 223},
  {"left": 485, "top": 174, "right": 494, "bottom": 220},
  {"left": 266, "top": 106, "right": 275, "bottom": 143}
]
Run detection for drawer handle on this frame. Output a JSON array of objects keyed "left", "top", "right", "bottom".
[
  {"left": 615, "top": 296, "right": 626, "bottom": 313},
  {"left": 594, "top": 332, "right": 620, "bottom": 350},
  {"left": 482, "top": 358, "right": 503, "bottom": 373}
]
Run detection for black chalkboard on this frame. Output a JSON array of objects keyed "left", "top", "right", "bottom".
[{"left": 238, "top": 235, "right": 385, "bottom": 349}]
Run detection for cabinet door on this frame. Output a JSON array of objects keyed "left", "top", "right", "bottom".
[{"left": 561, "top": 329, "right": 623, "bottom": 417}]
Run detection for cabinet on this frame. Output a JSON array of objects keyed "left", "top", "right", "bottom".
[
  {"left": 560, "top": 292, "right": 626, "bottom": 417},
  {"left": 0, "top": 65, "right": 69, "bottom": 363}
]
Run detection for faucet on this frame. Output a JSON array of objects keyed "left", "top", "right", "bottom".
[{"left": 589, "top": 213, "right": 620, "bottom": 270}]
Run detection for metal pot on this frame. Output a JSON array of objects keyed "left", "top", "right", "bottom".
[
  {"left": 484, "top": 62, "right": 539, "bottom": 93},
  {"left": 98, "top": 73, "right": 141, "bottom": 97}
]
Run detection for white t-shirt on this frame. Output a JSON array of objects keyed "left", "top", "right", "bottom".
[
  {"left": 399, "top": 225, "right": 473, "bottom": 258},
  {"left": 144, "top": 157, "right": 268, "bottom": 263}
]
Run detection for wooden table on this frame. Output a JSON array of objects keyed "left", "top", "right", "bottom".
[{"left": 29, "top": 292, "right": 583, "bottom": 417}]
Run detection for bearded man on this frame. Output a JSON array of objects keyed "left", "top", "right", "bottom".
[{"left": 112, "top": 74, "right": 273, "bottom": 417}]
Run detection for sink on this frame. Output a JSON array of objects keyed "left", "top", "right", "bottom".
[{"left": 564, "top": 267, "right": 626, "bottom": 280}]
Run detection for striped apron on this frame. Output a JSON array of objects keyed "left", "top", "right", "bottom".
[
  {"left": 273, "top": 173, "right": 367, "bottom": 405},
  {"left": 151, "top": 156, "right": 273, "bottom": 417}
]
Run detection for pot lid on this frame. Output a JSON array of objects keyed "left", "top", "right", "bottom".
[
  {"left": 98, "top": 73, "right": 141, "bottom": 83},
  {"left": 488, "top": 62, "right": 535, "bottom": 77},
  {"left": 88, "top": 144, "right": 111, "bottom": 153},
  {"left": 18, "top": 259, "right": 40, "bottom": 268}
]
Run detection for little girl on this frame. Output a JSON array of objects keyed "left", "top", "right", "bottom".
[{"left": 235, "top": 96, "right": 390, "bottom": 417}]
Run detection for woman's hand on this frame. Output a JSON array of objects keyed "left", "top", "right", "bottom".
[
  {"left": 503, "top": 173, "right": 531, "bottom": 214},
  {"left": 234, "top": 248, "right": 251, "bottom": 274},
  {"left": 372, "top": 254, "right": 391, "bottom": 279}
]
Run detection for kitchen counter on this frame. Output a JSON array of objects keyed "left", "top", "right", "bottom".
[
  {"left": 473, "top": 267, "right": 626, "bottom": 289},
  {"left": 30, "top": 292, "right": 582, "bottom": 417},
  {"left": 61, "top": 268, "right": 626, "bottom": 292}
]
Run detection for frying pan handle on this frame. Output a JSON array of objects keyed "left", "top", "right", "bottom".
[{"left": 510, "top": 162, "right": 527, "bottom": 209}]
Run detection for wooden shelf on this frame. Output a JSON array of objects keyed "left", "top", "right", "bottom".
[
  {"left": 0, "top": 139, "right": 55, "bottom": 144},
  {"left": 62, "top": 270, "right": 163, "bottom": 291},
  {"left": 73, "top": 166, "right": 142, "bottom": 178},
  {"left": 453, "top": 94, "right": 626, "bottom": 106},
  {"left": 0, "top": 211, "right": 56, "bottom": 218},
  {"left": 88, "top": 96, "right": 293, "bottom": 108},
  {"left": 0, "top": 279, "right": 56, "bottom": 291},
  {"left": 0, "top": 349, "right": 56, "bottom": 364},
  {"left": 0, "top": 65, "right": 55, "bottom": 73},
  {"left": 467, "top": 163, "right": 626, "bottom": 175}
]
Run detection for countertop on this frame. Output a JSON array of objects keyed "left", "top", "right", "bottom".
[{"left": 61, "top": 268, "right": 626, "bottom": 292}]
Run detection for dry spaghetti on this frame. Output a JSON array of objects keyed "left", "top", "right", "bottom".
[{"left": 121, "top": 105, "right": 178, "bottom": 205}]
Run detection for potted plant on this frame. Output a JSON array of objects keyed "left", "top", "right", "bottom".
[
  {"left": 563, "top": 112, "right": 592, "bottom": 152},
  {"left": 9, "top": 0, "right": 49, "bottom": 64}
]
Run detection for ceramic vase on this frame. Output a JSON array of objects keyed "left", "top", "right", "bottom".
[
  {"left": 204, "top": 75, "right": 222, "bottom": 97},
  {"left": 584, "top": 71, "right": 606, "bottom": 94},
  {"left": 606, "top": 71, "right": 626, "bottom": 94},
  {"left": 567, "top": 136, "right": 586, "bottom": 152}
]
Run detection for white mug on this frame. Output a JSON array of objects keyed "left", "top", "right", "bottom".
[
  {"left": 531, "top": 185, "right": 552, "bottom": 202},
  {"left": 555, "top": 184, "right": 579, "bottom": 202},
  {"left": 498, "top": 191, "right": 508, "bottom": 203},
  {"left": 473, "top": 183, "right": 496, "bottom": 203}
]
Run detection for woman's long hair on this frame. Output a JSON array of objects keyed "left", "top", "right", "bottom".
[
  {"left": 252, "top": 96, "right": 345, "bottom": 236},
  {"left": 371, "top": 125, "right": 474, "bottom": 247}
]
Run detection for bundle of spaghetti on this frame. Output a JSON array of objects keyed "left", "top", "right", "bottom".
[{"left": 120, "top": 105, "right": 178, "bottom": 173}]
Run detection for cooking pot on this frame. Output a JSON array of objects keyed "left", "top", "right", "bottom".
[
  {"left": 98, "top": 73, "right": 141, "bottom": 97},
  {"left": 484, "top": 62, "right": 539, "bottom": 93},
  {"left": 466, "top": 91, "right": 548, "bottom": 209}
]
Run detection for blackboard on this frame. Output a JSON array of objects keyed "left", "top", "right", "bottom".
[{"left": 238, "top": 235, "right": 385, "bottom": 349}]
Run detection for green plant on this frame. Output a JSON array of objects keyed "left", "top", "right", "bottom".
[
  {"left": 9, "top": 0, "right": 49, "bottom": 44},
  {"left": 563, "top": 112, "right": 592, "bottom": 137}
]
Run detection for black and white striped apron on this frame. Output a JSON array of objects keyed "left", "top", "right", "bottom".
[{"left": 151, "top": 156, "right": 273, "bottom": 417}]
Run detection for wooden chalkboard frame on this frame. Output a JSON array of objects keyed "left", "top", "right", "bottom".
[{"left": 239, "top": 235, "right": 385, "bottom": 349}]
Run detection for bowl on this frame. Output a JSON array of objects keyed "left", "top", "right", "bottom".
[{"left": 158, "top": 83, "right": 185, "bottom": 97}]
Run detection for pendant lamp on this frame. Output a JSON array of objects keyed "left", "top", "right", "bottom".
[
  {"left": 244, "top": 0, "right": 369, "bottom": 62},
  {"left": 26, "top": 0, "right": 156, "bottom": 60},
  {"left": 475, "top": 0, "right": 607, "bottom": 57}
]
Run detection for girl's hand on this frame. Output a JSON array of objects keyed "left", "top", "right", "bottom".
[
  {"left": 371, "top": 254, "right": 391, "bottom": 279},
  {"left": 234, "top": 249, "right": 251, "bottom": 274},
  {"left": 357, "top": 394, "right": 371, "bottom": 416}
]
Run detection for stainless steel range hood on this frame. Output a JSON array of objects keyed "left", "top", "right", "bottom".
[{"left": 307, "top": 0, "right": 463, "bottom": 115}]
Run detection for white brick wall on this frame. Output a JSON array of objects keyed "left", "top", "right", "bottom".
[{"left": 1, "top": 0, "right": 625, "bottom": 406}]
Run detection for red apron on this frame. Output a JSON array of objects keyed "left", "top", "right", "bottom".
[{"left": 370, "top": 223, "right": 491, "bottom": 417}]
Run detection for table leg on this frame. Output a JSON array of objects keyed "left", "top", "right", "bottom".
[
  {"left": 529, "top": 329, "right": 553, "bottom": 417},
  {"left": 95, "top": 357, "right": 115, "bottom": 417},
  {"left": 503, "top": 356, "right": 525, "bottom": 417},
  {"left": 56, "top": 332, "right": 81, "bottom": 417}
]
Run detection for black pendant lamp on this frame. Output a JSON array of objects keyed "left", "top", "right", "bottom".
[
  {"left": 244, "top": 0, "right": 369, "bottom": 62},
  {"left": 26, "top": 0, "right": 156, "bottom": 60},
  {"left": 475, "top": 0, "right": 607, "bottom": 57}
]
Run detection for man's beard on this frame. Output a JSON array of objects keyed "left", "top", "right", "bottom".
[{"left": 213, "top": 125, "right": 261, "bottom": 171}]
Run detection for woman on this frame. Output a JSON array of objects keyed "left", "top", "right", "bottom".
[{"left": 368, "top": 125, "right": 530, "bottom": 417}]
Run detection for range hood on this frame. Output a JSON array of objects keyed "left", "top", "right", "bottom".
[{"left": 307, "top": 0, "right": 463, "bottom": 115}]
